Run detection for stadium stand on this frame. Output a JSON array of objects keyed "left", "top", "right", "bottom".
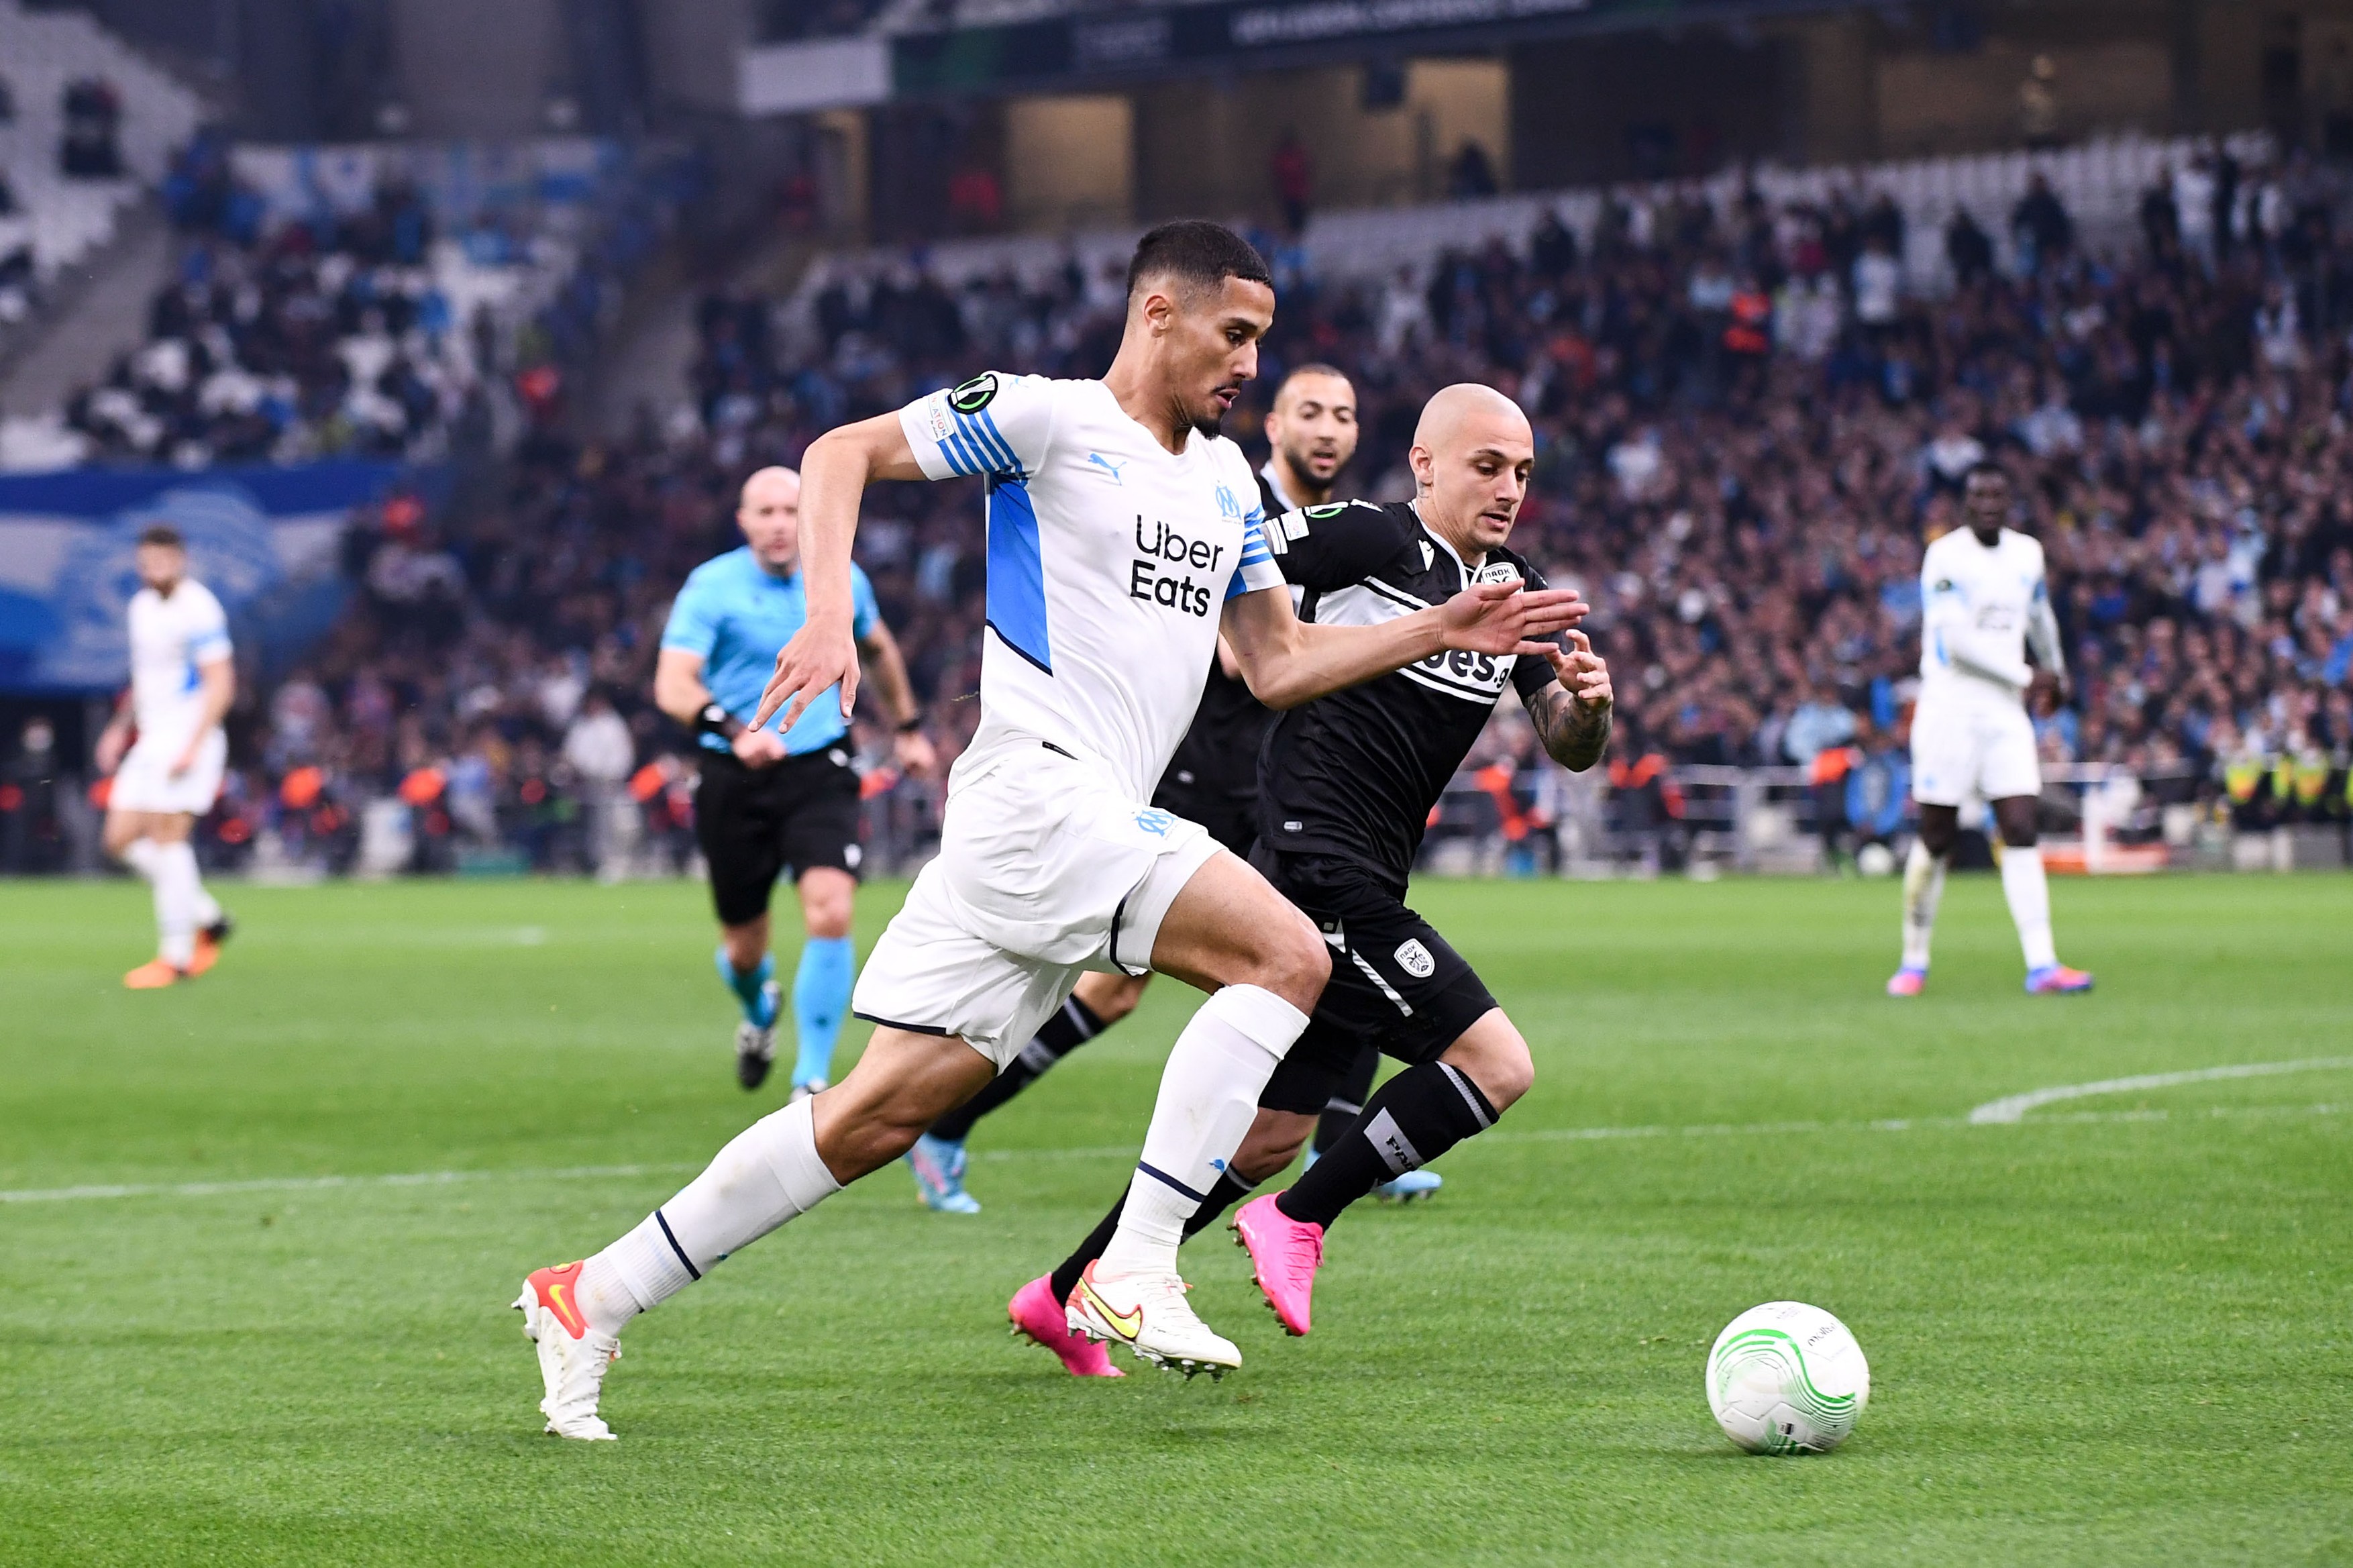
[
  {"left": 0, "top": 0, "right": 200, "bottom": 332},
  {"left": 7, "top": 135, "right": 2352, "bottom": 880}
]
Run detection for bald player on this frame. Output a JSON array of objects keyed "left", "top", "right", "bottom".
[
  {"left": 900, "top": 364, "right": 1362, "bottom": 1214},
  {"left": 656, "top": 466, "right": 935, "bottom": 1096},
  {"left": 1016, "top": 382, "right": 1616, "bottom": 1372}
]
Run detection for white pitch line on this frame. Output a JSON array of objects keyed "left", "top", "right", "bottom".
[
  {"left": 1967, "top": 1057, "right": 2353, "bottom": 1125},
  {"left": 3, "top": 1103, "right": 2345, "bottom": 1206}
]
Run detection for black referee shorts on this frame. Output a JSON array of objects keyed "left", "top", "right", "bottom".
[
  {"left": 1251, "top": 851, "right": 1500, "bottom": 1116},
  {"left": 695, "top": 745, "right": 864, "bottom": 928}
]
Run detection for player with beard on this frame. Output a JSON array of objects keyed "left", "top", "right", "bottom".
[
  {"left": 1014, "top": 384, "right": 1615, "bottom": 1373},
  {"left": 902, "top": 364, "right": 1424, "bottom": 1215},
  {"left": 511, "top": 225, "right": 1587, "bottom": 1433}
]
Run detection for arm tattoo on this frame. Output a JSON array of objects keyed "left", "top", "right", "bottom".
[{"left": 1530, "top": 684, "right": 1611, "bottom": 772}]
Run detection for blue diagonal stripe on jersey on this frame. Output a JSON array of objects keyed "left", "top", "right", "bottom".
[
  {"left": 935, "top": 438, "right": 972, "bottom": 476},
  {"left": 974, "top": 408, "right": 1025, "bottom": 478},
  {"left": 946, "top": 430, "right": 989, "bottom": 476},
  {"left": 955, "top": 409, "right": 1014, "bottom": 477},
  {"left": 983, "top": 476, "right": 1051, "bottom": 673}
]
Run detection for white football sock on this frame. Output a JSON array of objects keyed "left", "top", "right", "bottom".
[
  {"left": 2000, "top": 844, "right": 2058, "bottom": 971},
  {"left": 121, "top": 837, "right": 161, "bottom": 880},
  {"left": 152, "top": 841, "right": 202, "bottom": 968},
  {"left": 1099, "top": 984, "right": 1309, "bottom": 1277},
  {"left": 191, "top": 879, "right": 222, "bottom": 928},
  {"left": 1899, "top": 840, "right": 1947, "bottom": 971},
  {"left": 576, "top": 1098, "right": 840, "bottom": 1335}
]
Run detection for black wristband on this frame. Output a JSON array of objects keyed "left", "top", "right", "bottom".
[
  {"left": 696, "top": 702, "right": 745, "bottom": 741},
  {"left": 896, "top": 715, "right": 923, "bottom": 735}
]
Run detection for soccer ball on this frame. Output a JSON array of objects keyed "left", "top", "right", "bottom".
[
  {"left": 1856, "top": 841, "right": 1897, "bottom": 878},
  {"left": 1706, "top": 1302, "right": 1870, "bottom": 1454}
]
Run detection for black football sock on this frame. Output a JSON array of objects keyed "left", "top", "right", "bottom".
[
  {"left": 1278, "top": 1061, "right": 1496, "bottom": 1230},
  {"left": 1047, "top": 1169, "right": 1259, "bottom": 1305},
  {"left": 929, "top": 996, "right": 1107, "bottom": 1144},
  {"left": 1312, "top": 1045, "right": 1383, "bottom": 1157}
]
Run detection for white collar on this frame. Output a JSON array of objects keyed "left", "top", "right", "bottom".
[{"left": 1410, "top": 499, "right": 1485, "bottom": 575}]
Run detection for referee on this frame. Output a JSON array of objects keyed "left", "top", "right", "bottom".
[{"left": 655, "top": 466, "right": 935, "bottom": 1095}]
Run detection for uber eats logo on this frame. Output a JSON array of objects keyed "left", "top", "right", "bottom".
[
  {"left": 949, "top": 373, "right": 998, "bottom": 414},
  {"left": 1131, "top": 516, "right": 1228, "bottom": 618}
]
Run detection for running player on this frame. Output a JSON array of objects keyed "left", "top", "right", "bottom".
[
  {"left": 902, "top": 362, "right": 1414, "bottom": 1213},
  {"left": 95, "top": 525, "right": 236, "bottom": 989},
  {"left": 1889, "top": 462, "right": 2093, "bottom": 996},
  {"left": 513, "top": 222, "right": 1585, "bottom": 1435},
  {"left": 654, "top": 466, "right": 935, "bottom": 1095},
  {"left": 1018, "top": 384, "right": 1614, "bottom": 1369}
]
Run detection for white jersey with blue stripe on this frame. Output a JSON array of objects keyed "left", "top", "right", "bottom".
[
  {"left": 1918, "top": 525, "right": 2062, "bottom": 709},
  {"left": 899, "top": 372, "right": 1284, "bottom": 801},
  {"left": 127, "top": 578, "right": 231, "bottom": 748}
]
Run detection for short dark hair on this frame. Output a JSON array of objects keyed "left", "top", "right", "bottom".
[
  {"left": 1126, "top": 220, "right": 1272, "bottom": 301},
  {"left": 1280, "top": 362, "right": 1350, "bottom": 390},
  {"left": 1964, "top": 460, "right": 2009, "bottom": 487},
  {"left": 137, "top": 525, "right": 185, "bottom": 550}
]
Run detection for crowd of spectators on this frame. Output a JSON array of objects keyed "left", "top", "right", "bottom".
[{"left": 117, "top": 148, "right": 2353, "bottom": 878}]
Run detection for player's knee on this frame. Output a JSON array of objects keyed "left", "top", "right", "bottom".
[
  {"left": 1446, "top": 1017, "right": 1533, "bottom": 1113},
  {"left": 798, "top": 874, "right": 855, "bottom": 939},
  {"left": 1248, "top": 909, "right": 1328, "bottom": 1012}
]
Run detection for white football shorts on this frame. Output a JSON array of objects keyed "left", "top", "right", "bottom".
[
  {"left": 110, "top": 728, "right": 227, "bottom": 817},
  {"left": 1910, "top": 694, "right": 2040, "bottom": 807},
  {"left": 853, "top": 739, "right": 1221, "bottom": 1068}
]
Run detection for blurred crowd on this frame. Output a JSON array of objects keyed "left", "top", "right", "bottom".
[{"left": 23, "top": 150, "right": 2353, "bottom": 878}]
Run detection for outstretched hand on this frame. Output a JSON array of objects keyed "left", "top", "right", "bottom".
[
  {"left": 753, "top": 617, "right": 860, "bottom": 733},
  {"left": 1436, "top": 580, "right": 1588, "bottom": 657}
]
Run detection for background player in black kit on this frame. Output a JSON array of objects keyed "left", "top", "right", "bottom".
[
  {"left": 1025, "top": 384, "right": 1615, "bottom": 1367},
  {"left": 902, "top": 363, "right": 1364, "bottom": 1213}
]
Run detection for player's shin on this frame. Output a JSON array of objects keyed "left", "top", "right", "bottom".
[
  {"left": 1096, "top": 986, "right": 1308, "bottom": 1276},
  {"left": 574, "top": 1098, "right": 841, "bottom": 1335},
  {"left": 151, "top": 840, "right": 203, "bottom": 968},
  {"left": 1277, "top": 1061, "right": 1496, "bottom": 1229},
  {"left": 791, "top": 936, "right": 854, "bottom": 1086},
  {"left": 1900, "top": 839, "right": 1947, "bottom": 971},
  {"left": 1999, "top": 843, "right": 2058, "bottom": 971}
]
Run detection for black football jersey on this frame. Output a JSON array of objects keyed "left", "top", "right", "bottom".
[
  {"left": 1154, "top": 471, "right": 1299, "bottom": 810},
  {"left": 1255, "top": 499, "right": 1563, "bottom": 888}
]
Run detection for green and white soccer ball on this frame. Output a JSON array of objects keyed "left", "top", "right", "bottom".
[{"left": 1706, "top": 1302, "right": 1870, "bottom": 1454}]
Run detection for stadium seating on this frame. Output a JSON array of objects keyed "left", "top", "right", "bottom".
[
  {"left": 18, "top": 126, "right": 2353, "bottom": 881},
  {"left": 0, "top": 0, "right": 200, "bottom": 287}
]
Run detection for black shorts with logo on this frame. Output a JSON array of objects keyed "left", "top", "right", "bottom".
[
  {"left": 1249, "top": 849, "right": 1499, "bottom": 1115},
  {"left": 696, "top": 745, "right": 863, "bottom": 927}
]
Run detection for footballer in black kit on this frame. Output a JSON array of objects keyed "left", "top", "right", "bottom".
[{"left": 1029, "top": 382, "right": 1616, "bottom": 1356}]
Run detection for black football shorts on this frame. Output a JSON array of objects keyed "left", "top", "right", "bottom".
[
  {"left": 696, "top": 745, "right": 864, "bottom": 927},
  {"left": 1251, "top": 850, "right": 1500, "bottom": 1115}
]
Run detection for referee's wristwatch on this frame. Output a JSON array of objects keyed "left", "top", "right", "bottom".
[{"left": 697, "top": 702, "right": 745, "bottom": 741}]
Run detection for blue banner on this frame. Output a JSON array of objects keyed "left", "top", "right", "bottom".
[{"left": 0, "top": 461, "right": 411, "bottom": 694}]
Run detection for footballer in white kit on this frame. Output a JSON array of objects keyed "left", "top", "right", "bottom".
[
  {"left": 1891, "top": 464, "right": 2093, "bottom": 996},
  {"left": 510, "top": 221, "right": 1587, "bottom": 1438},
  {"left": 94, "top": 524, "right": 237, "bottom": 988}
]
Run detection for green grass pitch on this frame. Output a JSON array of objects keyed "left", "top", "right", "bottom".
[{"left": 2, "top": 871, "right": 2349, "bottom": 1565}]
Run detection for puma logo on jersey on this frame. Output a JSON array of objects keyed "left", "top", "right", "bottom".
[{"left": 1086, "top": 453, "right": 1126, "bottom": 484}]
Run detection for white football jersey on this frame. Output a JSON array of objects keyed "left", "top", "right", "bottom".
[
  {"left": 1918, "top": 526, "right": 2062, "bottom": 707},
  {"left": 127, "top": 578, "right": 231, "bottom": 744},
  {"left": 900, "top": 372, "right": 1284, "bottom": 800}
]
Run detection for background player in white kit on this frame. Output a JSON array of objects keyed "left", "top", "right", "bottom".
[
  {"left": 93, "top": 524, "right": 237, "bottom": 989},
  {"left": 1891, "top": 464, "right": 2093, "bottom": 997},
  {"left": 510, "top": 221, "right": 1585, "bottom": 1438}
]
